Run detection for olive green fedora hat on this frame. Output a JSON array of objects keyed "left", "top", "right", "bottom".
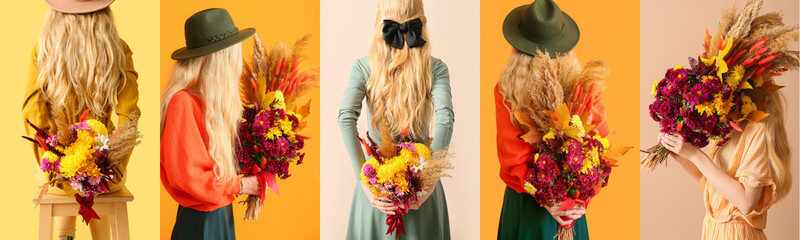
[
  {"left": 44, "top": 0, "right": 114, "bottom": 14},
  {"left": 171, "top": 8, "right": 255, "bottom": 60},
  {"left": 503, "top": 0, "right": 579, "bottom": 57}
]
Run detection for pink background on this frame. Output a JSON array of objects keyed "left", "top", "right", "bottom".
[{"left": 640, "top": 0, "right": 800, "bottom": 239}]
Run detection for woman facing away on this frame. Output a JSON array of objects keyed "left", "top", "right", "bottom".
[
  {"left": 160, "top": 8, "right": 261, "bottom": 240},
  {"left": 23, "top": 0, "right": 139, "bottom": 239},
  {"left": 338, "top": 0, "right": 454, "bottom": 239},
  {"left": 660, "top": 88, "right": 791, "bottom": 239}
]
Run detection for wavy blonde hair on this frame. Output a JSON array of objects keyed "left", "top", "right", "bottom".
[
  {"left": 366, "top": 0, "right": 433, "bottom": 139},
  {"left": 710, "top": 90, "right": 792, "bottom": 201},
  {"left": 160, "top": 43, "right": 243, "bottom": 183},
  {"left": 36, "top": 8, "right": 126, "bottom": 123}
]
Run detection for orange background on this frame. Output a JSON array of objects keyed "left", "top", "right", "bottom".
[
  {"left": 479, "top": 0, "right": 641, "bottom": 239},
  {"left": 159, "top": 1, "right": 320, "bottom": 239}
]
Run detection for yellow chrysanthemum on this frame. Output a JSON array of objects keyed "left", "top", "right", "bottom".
[
  {"left": 85, "top": 119, "right": 108, "bottom": 136},
  {"left": 414, "top": 143, "right": 432, "bottom": 160},
  {"left": 524, "top": 182, "right": 537, "bottom": 195},
  {"left": 740, "top": 95, "right": 757, "bottom": 117},
  {"left": 726, "top": 65, "right": 745, "bottom": 88},
  {"left": 695, "top": 103, "right": 715, "bottom": 116}
]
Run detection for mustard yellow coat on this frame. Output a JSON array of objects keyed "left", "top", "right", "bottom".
[{"left": 22, "top": 40, "right": 139, "bottom": 196}]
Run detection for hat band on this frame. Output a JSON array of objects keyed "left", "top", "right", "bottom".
[
  {"left": 518, "top": 21, "right": 564, "bottom": 44},
  {"left": 207, "top": 27, "right": 239, "bottom": 44}
]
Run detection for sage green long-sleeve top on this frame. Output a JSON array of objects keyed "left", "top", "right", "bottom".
[{"left": 338, "top": 57, "right": 454, "bottom": 239}]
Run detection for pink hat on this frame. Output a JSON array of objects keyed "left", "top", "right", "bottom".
[{"left": 44, "top": 0, "right": 115, "bottom": 14}]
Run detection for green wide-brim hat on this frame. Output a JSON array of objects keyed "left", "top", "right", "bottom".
[
  {"left": 503, "top": 0, "right": 579, "bottom": 57},
  {"left": 171, "top": 8, "right": 255, "bottom": 60}
]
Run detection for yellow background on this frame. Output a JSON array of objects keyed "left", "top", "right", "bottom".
[
  {"left": 159, "top": 0, "right": 320, "bottom": 239},
  {"left": 479, "top": 1, "right": 640, "bottom": 239},
  {"left": 0, "top": 0, "right": 161, "bottom": 239}
]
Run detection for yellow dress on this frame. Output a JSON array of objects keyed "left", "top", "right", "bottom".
[
  {"left": 703, "top": 122, "right": 776, "bottom": 240},
  {"left": 22, "top": 40, "right": 140, "bottom": 196}
]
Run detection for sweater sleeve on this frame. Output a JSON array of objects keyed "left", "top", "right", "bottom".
[
  {"left": 430, "top": 58, "right": 455, "bottom": 153},
  {"left": 22, "top": 45, "right": 49, "bottom": 163},
  {"left": 494, "top": 84, "right": 532, "bottom": 193},
  {"left": 160, "top": 91, "right": 240, "bottom": 211},
  {"left": 108, "top": 40, "right": 141, "bottom": 192},
  {"left": 338, "top": 58, "right": 370, "bottom": 179}
]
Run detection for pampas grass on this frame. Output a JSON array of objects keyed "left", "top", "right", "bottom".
[
  {"left": 106, "top": 110, "right": 142, "bottom": 166},
  {"left": 419, "top": 147, "right": 454, "bottom": 191},
  {"left": 498, "top": 49, "right": 610, "bottom": 133}
]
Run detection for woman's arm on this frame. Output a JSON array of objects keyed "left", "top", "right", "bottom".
[
  {"left": 659, "top": 133, "right": 705, "bottom": 184},
  {"left": 22, "top": 46, "right": 49, "bottom": 161},
  {"left": 661, "top": 133, "right": 763, "bottom": 214},
  {"left": 494, "top": 84, "right": 532, "bottom": 193},
  {"left": 409, "top": 59, "right": 454, "bottom": 210},
  {"left": 338, "top": 59, "right": 397, "bottom": 215},
  {"left": 160, "top": 92, "right": 242, "bottom": 209}
]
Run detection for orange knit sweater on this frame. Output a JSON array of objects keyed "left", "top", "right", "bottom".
[{"left": 160, "top": 90, "right": 240, "bottom": 212}]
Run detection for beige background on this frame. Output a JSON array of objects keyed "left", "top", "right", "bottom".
[
  {"left": 319, "top": 0, "right": 480, "bottom": 239},
  {"left": 640, "top": 0, "right": 799, "bottom": 239}
]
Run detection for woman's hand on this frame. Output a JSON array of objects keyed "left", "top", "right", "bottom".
[
  {"left": 360, "top": 182, "right": 398, "bottom": 215},
  {"left": 544, "top": 202, "right": 586, "bottom": 226},
  {"left": 659, "top": 133, "right": 703, "bottom": 163},
  {"left": 240, "top": 176, "right": 263, "bottom": 195},
  {"left": 408, "top": 183, "right": 436, "bottom": 210}
]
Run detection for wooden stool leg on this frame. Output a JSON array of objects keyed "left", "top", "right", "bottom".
[
  {"left": 39, "top": 204, "right": 53, "bottom": 240},
  {"left": 114, "top": 202, "right": 130, "bottom": 240}
]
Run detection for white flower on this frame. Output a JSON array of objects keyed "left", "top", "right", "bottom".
[
  {"left": 411, "top": 157, "right": 427, "bottom": 172},
  {"left": 95, "top": 134, "right": 110, "bottom": 151}
]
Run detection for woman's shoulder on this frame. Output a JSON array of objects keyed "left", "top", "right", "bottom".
[
  {"left": 743, "top": 121, "right": 766, "bottom": 135},
  {"left": 431, "top": 57, "right": 449, "bottom": 78},
  {"left": 168, "top": 90, "right": 202, "bottom": 114}
]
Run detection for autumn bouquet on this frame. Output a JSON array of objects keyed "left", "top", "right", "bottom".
[
  {"left": 24, "top": 110, "right": 140, "bottom": 224},
  {"left": 503, "top": 49, "right": 630, "bottom": 240},
  {"left": 642, "top": 0, "right": 799, "bottom": 171},
  {"left": 236, "top": 34, "right": 319, "bottom": 220},
  {"left": 358, "top": 126, "right": 453, "bottom": 237}
]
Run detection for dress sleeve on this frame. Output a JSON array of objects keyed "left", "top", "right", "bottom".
[
  {"left": 338, "top": 58, "right": 370, "bottom": 179},
  {"left": 430, "top": 59, "right": 454, "bottom": 153},
  {"left": 160, "top": 92, "right": 240, "bottom": 209},
  {"left": 22, "top": 45, "right": 49, "bottom": 162},
  {"left": 734, "top": 122, "right": 775, "bottom": 216},
  {"left": 494, "top": 84, "right": 532, "bottom": 193}
]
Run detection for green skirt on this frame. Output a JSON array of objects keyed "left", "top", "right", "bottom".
[
  {"left": 498, "top": 186, "right": 589, "bottom": 240},
  {"left": 171, "top": 204, "right": 236, "bottom": 240},
  {"left": 346, "top": 181, "right": 451, "bottom": 240}
]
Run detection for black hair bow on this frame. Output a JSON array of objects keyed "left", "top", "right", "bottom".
[{"left": 382, "top": 18, "right": 426, "bottom": 49}]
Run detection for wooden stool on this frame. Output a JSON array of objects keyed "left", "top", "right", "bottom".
[{"left": 35, "top": 187, "right": 134, "bottom": 240}]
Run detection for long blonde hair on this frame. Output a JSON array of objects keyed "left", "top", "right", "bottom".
[
  {"left": 160, "top": 43, "right": 243, "bottom": 183},
  {"left": 36, "top": 8, "right": 126, "bottom": 123},
  {"left": 366, "top": 0, "right": 433, "bottom": 139},
  {"left": 710, "top": 90, "right": 792, "bottom": 201}
]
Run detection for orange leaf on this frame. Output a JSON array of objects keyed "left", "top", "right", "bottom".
[{"left": 746, "top": 110, "right": 770, "bottom": 122}]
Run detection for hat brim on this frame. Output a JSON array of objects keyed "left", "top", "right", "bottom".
[
  {"left": 171, "top": 28, "right": 256, "bottom": 60},
  {"left": 45, "top": 0, "right": 114, "bottom": 14},
  {"left": 502, "top": 5, "right": 580, "bottom": 58}
]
